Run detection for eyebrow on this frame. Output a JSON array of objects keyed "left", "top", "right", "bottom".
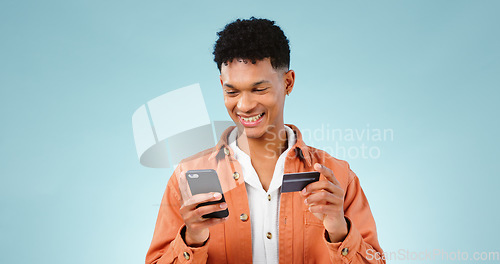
[{"left": 224, "top": 80, "right": 270, "bottom": 89}]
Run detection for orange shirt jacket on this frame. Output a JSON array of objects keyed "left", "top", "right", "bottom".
[{"left": 146, "top": 125, "right": 385, "bottom": 264}]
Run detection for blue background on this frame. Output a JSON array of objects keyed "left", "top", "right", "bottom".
[{"left": 1, "top": 0, "right": 499, "bottom": 263}]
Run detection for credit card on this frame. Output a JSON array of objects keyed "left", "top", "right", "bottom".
[{"left": 281, "top": 171, "right": 320, "bottom": 193}]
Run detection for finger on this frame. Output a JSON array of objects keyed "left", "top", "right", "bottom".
[
  {"left": 305, "top": 190, "right": 342, "bottom": 206},
  {"left": 302, "top": 180, "right": 344, "bottom": 197},
  {"left": 181, "top": 201, "right": 227, "bottom": 224},
  {"left": 301, "top": 180, "right": 336, "bottom": 195},
  {"left": 184, "top": 192, "right": 223, "bottom": 208},
  {"left": 193, "top": 202, "right": 228, "bottom": 219},
  {"left": 308, "top": 204, "right": 343, "bottom": 215},
  {"left": 314, "top": 163, "right": 340, "bottom": 185}
]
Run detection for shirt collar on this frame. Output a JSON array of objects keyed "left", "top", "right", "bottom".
[
  {"left": 227, "top": 125, "right": 296, "bottom": 160},
  {"left": 209, "top": 124, "right": 312, "bottom": 167}
]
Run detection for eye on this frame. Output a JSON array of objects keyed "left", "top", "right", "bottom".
[
  {"left": 225, "top": 90, "right": 239, "bottom": 95},
  {"left": 253, "top": 87, "right": 269, "bottom": 92}
]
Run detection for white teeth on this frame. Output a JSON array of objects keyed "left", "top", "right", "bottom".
[{"left": 241, "top": 113, "right": 263, "bottom": 122}]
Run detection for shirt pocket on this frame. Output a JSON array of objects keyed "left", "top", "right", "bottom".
[
  {"left": 207, "top": 223, "right": 228, "bottom": 263},
  {"left": 304, "top": 210, "right": 324, "bottom": 226},
  {"left": 303, "top": 210, "right": 331, "bottom": 264}
]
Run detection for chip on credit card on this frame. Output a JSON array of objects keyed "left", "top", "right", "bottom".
[{"left": 281, "top": 171, "right": 320, "bottom": 193}]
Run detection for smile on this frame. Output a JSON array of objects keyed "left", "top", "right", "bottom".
[
  {"left": 239, "top": 113, "right": 264, "bottom": 122},
  {"left": 238, "top": 113, "right": 265, "bottom": 127}
]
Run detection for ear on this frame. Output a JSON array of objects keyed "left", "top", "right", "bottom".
[
  {"left": 220, "top": 75, "right": 223, "bottom": 86},
  {"left": 284, "top": 69, "right": 295, "bottom": 96}
]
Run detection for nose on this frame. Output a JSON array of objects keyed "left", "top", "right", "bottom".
[{"left": 237, "top": 92, "right": 256, "bottom": 113}]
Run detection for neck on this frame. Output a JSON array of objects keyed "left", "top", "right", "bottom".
[{"left": 237, "top": 126, "right": 288, "bottom": 160}]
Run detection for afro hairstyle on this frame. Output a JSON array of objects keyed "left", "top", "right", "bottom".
[{"left": 213, "top": 17, "right": 290, "bottom": 71}]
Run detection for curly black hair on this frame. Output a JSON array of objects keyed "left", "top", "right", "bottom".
[{"left": 213, "top": 17, "right": 290, "bottom": 71}]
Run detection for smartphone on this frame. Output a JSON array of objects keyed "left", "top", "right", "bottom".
[
  {"left": 281, "top": 171, "right": 320, "bottom": 193},
  {"left": 186, "top": 169, "right": 229, "bottom": 218}
]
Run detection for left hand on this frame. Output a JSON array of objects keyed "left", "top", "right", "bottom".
[{"left": 301, "top": 163, "right": 348, "bottom": 243}]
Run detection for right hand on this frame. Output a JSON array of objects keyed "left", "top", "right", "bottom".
[{"left": 179, "top": 192, "right": 228, "bottom": 247}]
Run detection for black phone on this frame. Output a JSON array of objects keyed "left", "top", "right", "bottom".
[{"left": 185, "top": 169, "right": 229, "bottom": 218}]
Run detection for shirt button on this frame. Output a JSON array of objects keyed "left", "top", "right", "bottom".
[
  {"left": 267, "top": 194, "right": 271, "bottom": 201},
  {"left": 233, "top": 172, "right": 240, "bottom": 180},
  {"left": 183, "top": 251, "right": 190, "bottom": 260},
  {"left": 224, "top": 147, "right": 230, "bottom": 156},
  {"left": 239, "top": 213, "right": 248, "bottom": 222},
  {"left": 341, "top": 247, "right": 349, "bottom": 256},
  {"left": 266, "top": 232, "right": 272, "bottom": 239}
]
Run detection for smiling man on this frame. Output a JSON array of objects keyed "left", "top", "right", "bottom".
[
  {"left": 146, "top": 17, "right": 385, "bottom": 264},
  {"left": 221, "top": 57, "right": 292, "bottom": 193}
]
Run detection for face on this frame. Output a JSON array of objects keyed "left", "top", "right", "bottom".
[{"left": 220, "top": 58, "right": 295, "bottom": 140}]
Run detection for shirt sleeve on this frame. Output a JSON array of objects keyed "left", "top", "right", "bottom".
[
  {"left": 323, "top": 170, "right": 386, "bottom": 264},
  {"left": 145, "top": 166, "right": 210, "bottom": 264}
]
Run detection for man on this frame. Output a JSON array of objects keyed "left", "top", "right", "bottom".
[{"left": 146, "top": 17, "right": 385, "bottom": 264}]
